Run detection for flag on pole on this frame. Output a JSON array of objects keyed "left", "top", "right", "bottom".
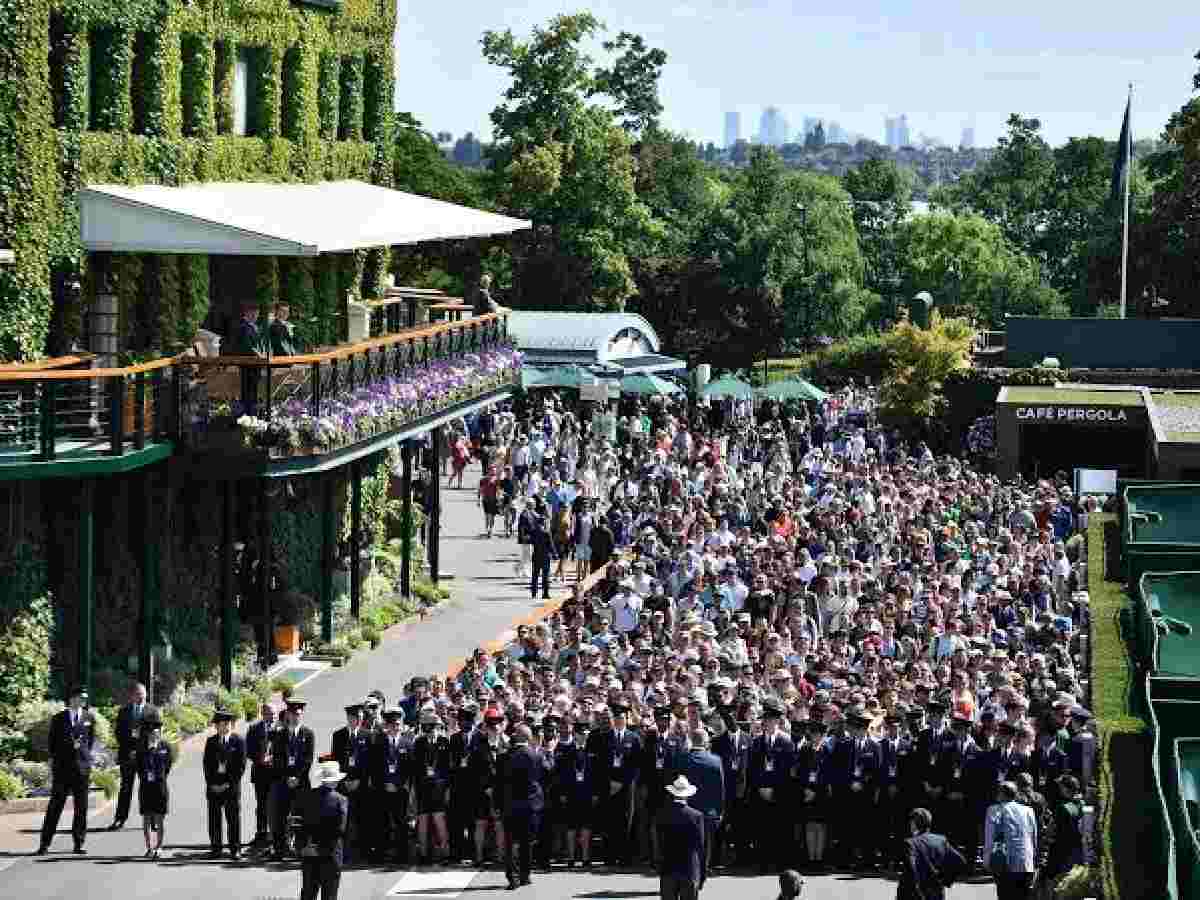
[{"left": 1110, "top": 94, "right": 1132, "bottom": 207}]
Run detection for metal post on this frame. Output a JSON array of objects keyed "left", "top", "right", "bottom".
[
  {"left": 78, "top": 478, "right": 94, "bottom": 691},
  {"left": 257, "top": 480, "right": 272, "bottom": 670},
  {"left": 133, "top": 372, "right": 146, "bottom": 450},
  {"left": 400, "top": 440, "right": 413, "bottom": 599},
  {"left": 350, "top": 462, "right": 362, "bottom": 621},
  {"left": 108, "top": 376, "right": 125, "bottom": 456},
  {"left": 140, "top": 466, "right": 158, "bottom": 689},
  {"left": 429, "top": 427, "right": 442, "bottom": 585},
  {"left": 219, "top": 480, "right": 235, "bottom": 690},
  {"left": 321, "top": 475, "right": 334, "bottom": 642}
]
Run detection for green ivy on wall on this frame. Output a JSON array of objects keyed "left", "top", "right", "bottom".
[{"left": 1, "top": 0, "right": 396, "bottom": 364}]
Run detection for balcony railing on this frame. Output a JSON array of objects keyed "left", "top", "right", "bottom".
[
  {"left": 0, "top": 356, "right": 179, "bottom": 471},
  {"left": 178, "top": 311, "right": 517, "bottom": 460}
]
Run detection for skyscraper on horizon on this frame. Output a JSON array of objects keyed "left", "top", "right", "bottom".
[
  {"left": 758, "top": 106, "right": 787, "bottom": 147},
  {"left": 827, "top": 121, "right": 845, "bottom": 145},
  {"left": 724, "top": 111, "right": 741, "bottom": 150},
  {"left": 897, "top": 114, "right": 910, "bottom": 149},
  {"left": 960, "top": 125, "right": 975, "bottom": 149},
  {"left": 884, "top": 116, "right": 897, "bottom": 149}
]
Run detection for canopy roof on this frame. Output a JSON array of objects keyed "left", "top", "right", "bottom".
[
  {"left": 508, "top": 311, "right": 659, "bottom": 359},
  {"left": 79, "top": 180, "right": 530, "bottom": 256},
  {"left": 701, "top": 376, "right": 755, "bottom": 400},
  {"left": 756, "top": 378, "right": 828, "bottom": 402}
]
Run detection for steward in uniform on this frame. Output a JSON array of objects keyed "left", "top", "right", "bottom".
[
  {"left": 641, "top": 707, "right": 682, "bottom": 864},
  {"left": 203, "top": 709, "right": 246, "bottom": 859},
  {"left": 371, "top": 708, "right": 414, "bottom": 864},
  {"left": 37, "top": 686, "right": 94, "bottom": 855},
  {"left": 533, "top": 715, "right": 561, "bottom": 870},
  {"left": 270, "top": 697, "right": 316, "bottom": 860},
  {"left": 413, "top": 709, "right": 453, "bottom": 864},
  {"left": 832, "top": 711, "right": 880, "bottom": 870},
  {"left": 330, "top": 703, "right": 373, "bottom": 863},
  {"left": 246, "top": 703, "right": 279, "bottom": 848},
  {"left": 469, "top": 707, "right": 509, "bottom": 866},
  {"left": 937, "top": 713, "right": 976, "bottom": 858},
  {"left": 915, "top": 700, "right": 950, "bottom": 826},
  {"left": 553, "top": 718, "right": 596, "bottom": 867},
  {"left": 792, "top": 718, "right": 828, "bottom": 868},
  {"left": 447, "top": 704, "right": 478, "bottom": 863},
  {"left": 748, "top": 699, "right": 793, "bottom": 873},
  {"left": 874, "top": 713, "right": 907, "bottom": 869},
  {"left": 709, "top": 711, "right": 750, "bottom": 869},
  {"left": 596, "top": 701, "right": 642, "bottom": 867}
]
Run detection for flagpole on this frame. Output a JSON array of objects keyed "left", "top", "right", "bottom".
[{"left": 1119, "top": 82, "right": 1133, "bottom": 319}]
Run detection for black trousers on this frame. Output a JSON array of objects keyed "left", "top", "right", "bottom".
[
  {"left": 114, "top": 757, "right": 138, "bottom": 823},
  {"left": 837, "top": 788, "right": 875, "bottom": 858},
  {"left": 253, "top": 778, "right": 273, "bottom": 839},
  {"left": 341, "top": 787, "right": 372, "bottom": 858},
  {"left": 376, "top": 789, "right": 410, "bottom": 861},
  {"left": 300, "top": 857, "right": 342, "bottom": 900},
  {"left": 530, "top": 555, "right": 551, "bottom": 598},
  {"left": 504, "top": 812, "right": 536, "bottom": 883},
  {"left": 40, "top": 774, "right": 89, "bottom": 849},
  {"left": 272, "top": 782, "right": 304, "bottom": 853},
  {"left": 753, "top": 795, "right": 786, "bottom": 870},
  {"left": 207, "top": 786, "right": 242, "bottom": 851},
  {"left": 604, "top": 786, "right": 635, "bottom": 865},
  {"left": 449, "top": 779, "right": 474, "bottom": 860}
]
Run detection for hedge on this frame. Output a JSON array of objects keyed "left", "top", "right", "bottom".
[
  {"left": 0, "top": 0, "right": 396, "bottom": 363},
  {"left": 1088, "top": 513, "right": 1161, "bottom": 900}
]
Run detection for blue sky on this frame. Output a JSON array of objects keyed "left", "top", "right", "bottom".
[{"left": 394, "top": 1, "right": 1197, "bottom": 148}]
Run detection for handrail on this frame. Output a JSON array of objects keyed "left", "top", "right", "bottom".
[
  {"left": 185, "top": 311, "right": 506, "bottom": 369},
  {"left": 0, "top": 354, "right": 180, "bottom": 382},
  {"left": 0, "top": 353, "right": 96, "bottom": 371}
]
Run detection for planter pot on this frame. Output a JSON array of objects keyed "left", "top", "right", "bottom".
[
  {"left": 273, "top": 624, "right": 302, "bottom": 654},
  {"left": 122, "top": 382, "right": 155, "bottom": 435}
]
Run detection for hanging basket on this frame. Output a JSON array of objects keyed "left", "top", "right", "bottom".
[{"left": 122, "top": 382, "right": 155, "bottom": 436}]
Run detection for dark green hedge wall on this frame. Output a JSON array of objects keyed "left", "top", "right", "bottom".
[{"left": 0, "top": 0, "right": 396, "bottom": 362}]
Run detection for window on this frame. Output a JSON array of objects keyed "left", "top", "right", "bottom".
[{"left": 232, "top": 48, "right": 250, "bottom": 136}]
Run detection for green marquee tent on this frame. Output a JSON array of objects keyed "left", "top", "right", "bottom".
[
  {"left": 700, "top": 375, "right": 755, "bottom": 400},
  {"left": 755, "top": 378, "right": 829, "bottom": 402},
  {"left": 620, "top": 373, "right": 682, "bottom": 396}
]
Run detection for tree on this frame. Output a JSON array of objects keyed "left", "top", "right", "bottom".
[
  {"left": 893, "top": 212, "right": 1068, "bottom": 327},
  {"left": 393, "top": 113, "right": 484, "bottom": 207},
  {"left": 481, "top": 14, "right": 657, "bottom": 310},
  {"left": 842, "top": 157, "right": 914, "bottom": 291},
  {"left": 878, "top": 313, "right": 975, "bottom": 431},
  {"left": 435, "top": 130, "right": 453, "bottom": 145},
  {"left": 591, "top": 31, "right": 668, "bottom": 135}
]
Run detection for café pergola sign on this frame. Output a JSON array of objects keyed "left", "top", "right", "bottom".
[{"left": 1015, "top": 406, "right": 1131, "bottom": 423}]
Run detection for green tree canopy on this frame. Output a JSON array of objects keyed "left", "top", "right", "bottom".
[{"left": 393, "top": 112, "right": 485, "bottom": 207}]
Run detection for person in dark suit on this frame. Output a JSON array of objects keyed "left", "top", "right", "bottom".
[
  {"left": 137, "top": 714, "right": 172, "bottom": 859},
  {"left": 597, "top": 701, "right": 642, "bottom": 867},
  {"left": 246, "top": 702, "right": 278, "bottom": 848},
  {"left": 296, "top": 761, "right": 350, "bottom": 900},
  {"left": 203, "top": 708, "right": 246, "bottom": 859},
  {"left": 528, "top": 514, "right": 558, "bottom": 600},
  {"left": 37, "top": 686, "right": 95, "bottom": 855},
  {"left": 676, "top": 728, "right": 725, "bottom": 869},
  {"left": 231, "top": 300, "right": 266, "bottom": 415},
  {"left": 500, "top": 723, "right": 549, "bottom": 889},
  {"left": 271, "top": 697, "right": 316, "bottom": 860},
  {"left": 832, "top": 711, "right": 881, "bottom": 870},
  {"left": 655, "top": 776, "right": 707, "bottom": 900},
  {"left": 897, "top": 807, "right": 966, "bottom": 900},
  {"left": 111, "top": 681, "right": 157, "bottom": 830},
  {"left": 330, "top": 703, "right": 373, "bottom": 862},
  {"left": 749, "top": 700, "right": 794, "bottom": 873},
  {"left": 372, "top": 707, "right": 415, "bottom": 864},
  {"left": 269, "top": 301, "right": 300, "bottom": 356}
]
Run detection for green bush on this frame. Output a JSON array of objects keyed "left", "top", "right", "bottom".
[
  {"left": 270, "top": 677, "right": 294, "bottom": 698},
  {"left": 164, "top": 704, "right": 211, "bottom": 738},
  {"left": 6, "top": 758, "right": 48, "bottom": 789},
  {"left": 236, "top": 690, "right": 260, "bottom": 722},
  {"left": 0, "top": 768, "right": 26, "bottom": 802},
  {"left": 89, "top": 766, "right": 120, "bottom": 800},
  {"left": 215, "top": 688, "right": 240, "bottom": 716},
  {"left": 361, "top": 626, "right": 382, "bottom": 648},
  {"left": 0, "top": 547, "right": 53, "bottom": 729},
  {"left": 0, "top": 728, "right": 30, "bottom": 763}
]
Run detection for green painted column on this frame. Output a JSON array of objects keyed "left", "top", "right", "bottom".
[
  {"left": 321, "top": 475, "right": 334, "bottom": 643},
  {"left": 400, "top": 441, "right": 412, "bottom": 599},
  {"left": 78, "top": 478, "right": 94, "bottom": 692},
  {"left": 258, "top": 480, "right": 272, "bottom": 669},
  {"left": 220, "top": 480, "right": 235, "bottom": 690},
  {"left": 139, "top": 466, "right": 159, "bottom": 689},
  {"left": 429, "top": 428, "right": 442, "bottom": 585},
  {"left": 350, "top": 462, "right": 362, "bottom": 621}
]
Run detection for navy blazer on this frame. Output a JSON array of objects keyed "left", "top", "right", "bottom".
[
  {"left": 115, "top": 703, "right": 158, "bottom": 759},
  {"left": 677, "top": 749, "right": 725, "bottom": 820},
  {"left": 330, "top": 726, "right": 373, "bottom": 781},
  {"left": 749, "top": 731, "right": 793, "bottom": 792},
  {"left": 831, "top": 735, "right": 881, "bottom": 788},
  {"left": 655, "top": 799, "right": 707, "bottom": 883},
  {"left": 297, "top": 785, "right": 349, "bottom": 865},
  {"left": 246, "top": 720, "right": 277, "bottom": 784},
  {"left": 898, "top": 831, "right": 966, "bottom": 900},
  {"left": 203, "top": 733, "right": 247, "bottom": 787},
  {"left": 598, "top": 728, "right": 642, "bottom": 789},
  {"left": 271, "top": 726, "right": 316, "bottom": 788},
  {"left": 48, "top": 708, "right": 94, "bottom": 781},
  {"left": 501, "top": 743, "right": 547, "bottom": 815},
  {"left": 712, "top": 730, "right": 751, "bottom": 799}
]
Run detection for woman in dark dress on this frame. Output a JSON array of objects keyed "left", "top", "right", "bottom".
[
  {"left": 137, "top": 716, "right": 172, "bottom": 858},
  {"left": 795, "top": 720, "right": 831, "bottom": 870}
]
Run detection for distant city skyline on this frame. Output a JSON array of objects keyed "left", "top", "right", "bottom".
[{"left": 395, "top": 1, "right": 1190, "bottom": 148}]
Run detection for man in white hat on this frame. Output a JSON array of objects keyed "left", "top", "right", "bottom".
[
  {"left": 656, "top": 775, "right": 707, "bottom": 900},
  {"left": 295, "top": 760, "right": 349, "bottom": 900}
]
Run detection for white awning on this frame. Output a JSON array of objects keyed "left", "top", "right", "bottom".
[{"left": 79, "top": 180, "right": 530, "bottom": 256}]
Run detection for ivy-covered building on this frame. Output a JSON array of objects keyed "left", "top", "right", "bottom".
[{"left": 0, "top": 0, "right": 524, "bottom": 704}]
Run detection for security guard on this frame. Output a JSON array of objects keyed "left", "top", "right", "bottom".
[
  {"left": 469, "top": 707, "right": 508, "bottom": 866},
  {"left": 413, "top": 708, "right": 452, "bottom": 865},
  {"left": 553, "top": 717, "right": 596, "bottom": 868},
  {"left": 330, "top": 703, "right": 374, "bottom": 862},
  {"left": 748, "top": 699, "right": 793, "bottom": 873},
  {"left": 641, "top": 706, "right": 681, "bottom": 865},
  {"left": 270, "top": 697, "right": 315, "bottom": 860},
  {"left": 203, "top": 709, "right": 246, "bottom": 860},
  {"left": 874, "top": 713, "right": 906, "bottom": 869},
  {"left": 916, "top": 699, "right": 950, "bottom": 822},
  {"left": 597, "top": 701, "right": 641, "bottom": 867},
  {"left": 833, "top": 711, "right": 880, "bottom": 870},
  {"left": 937, "top": 713, "right": 976, "bottom": 855},
  {"left": 372, "top": 707, "right": 414, "bottom": 864},
  {"left": 709, "top": 710, "right": 749, "bottom": 869},
  {"left": 245, "top": 702, "right": 279, "bottom": 849},
  {"left": 534, "top": 714, "right": 561, "bottom": 870},
  {"left": 448, "top": 703, "right": 478, "bottom": 863}
]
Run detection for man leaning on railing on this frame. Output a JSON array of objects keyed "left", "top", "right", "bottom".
[{"left": 231, "top": 300, "right": 267, "bottom": 415}]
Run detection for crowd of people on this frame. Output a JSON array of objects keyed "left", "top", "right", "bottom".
[{"left": 36, "top": 382, "right": 1100, "bottom": 900}]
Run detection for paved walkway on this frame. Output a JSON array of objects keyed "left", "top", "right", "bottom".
[{"left": 0, "top": 460, "right": 994, "bottom": 899}]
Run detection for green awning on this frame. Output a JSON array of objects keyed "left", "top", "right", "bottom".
[
  {"left": 521, "top": 365, "right": 589, "bottom": 389},
  {"left": 756, "top": 378, "right": 828, "bottom": 402},
  {"left": 700, "top": 376, "right": 755, "bottom": 400},
  {"left": 620, "top": 373, "right": 682, "bottom": 396}
]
